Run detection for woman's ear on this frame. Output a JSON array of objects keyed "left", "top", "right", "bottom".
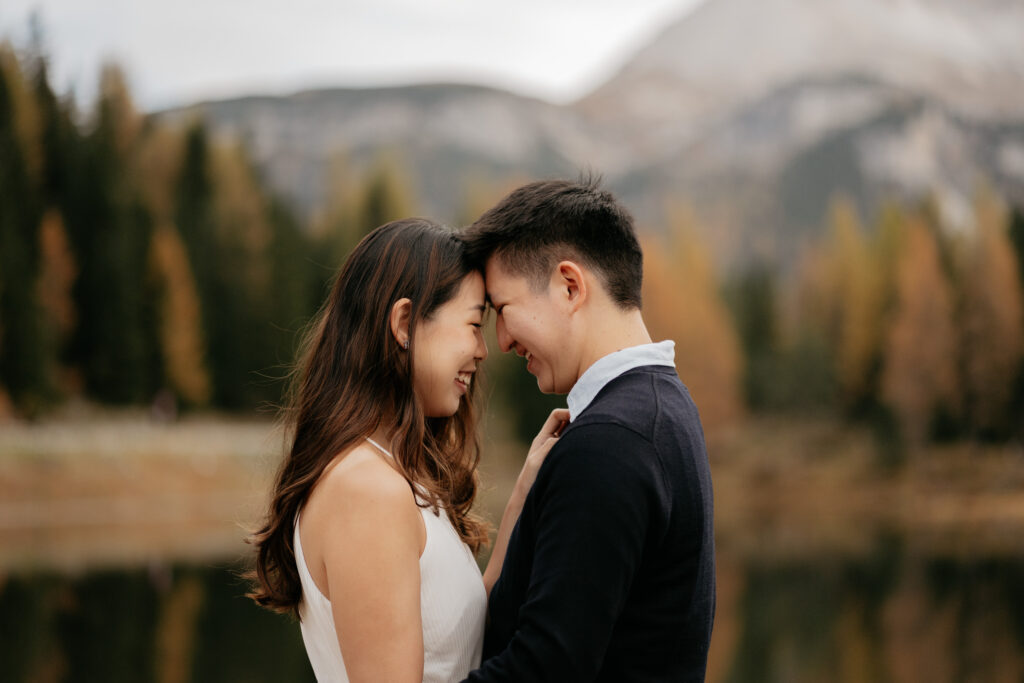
[{"left": 390, "top": 298, "right": 412, "bottom": 349}]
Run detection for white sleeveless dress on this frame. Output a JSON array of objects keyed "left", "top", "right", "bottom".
[{"left": 293, "top": 438, "right": 487, "bottom": 682}]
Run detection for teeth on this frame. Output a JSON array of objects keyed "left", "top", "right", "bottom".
[
  {"left": 458, "top": 373, "right": 472, "bottom": 387},
  {"left": 525, "top": 351, "right": 533, "bottom": 362}
]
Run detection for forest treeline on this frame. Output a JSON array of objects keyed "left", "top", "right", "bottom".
[
  {"left": 2, "top": 45, "right": 1023, "bottom": 450},
  {"left": 0, "top": 45, "right": 418, "bottom": 417},
  {"left": 644, "top": 196, "right": 1024, "bottom": 448}
]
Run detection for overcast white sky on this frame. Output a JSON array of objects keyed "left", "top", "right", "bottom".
[{"left": 0, "top": 0, "right": 704, "bottom": 112}]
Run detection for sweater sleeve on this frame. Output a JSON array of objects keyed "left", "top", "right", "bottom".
[{"left": 464, "top": 423, "right": 656, "bottom": 682}]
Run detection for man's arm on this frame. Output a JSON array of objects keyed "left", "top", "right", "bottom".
[{"left": 465, "top": 423, "right": 656, "bottom": 682}]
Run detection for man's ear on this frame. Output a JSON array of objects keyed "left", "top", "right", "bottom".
[
  {"left": 389, "top": 298, "right": 412, "bottom": 349},
  {"left": 555, "top": 261, "right": 587, "bottom": 311}
]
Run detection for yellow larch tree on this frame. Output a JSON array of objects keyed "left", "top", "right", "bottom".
[
  {"left": 958, "top": 190, "right": 1024, "bottom": 435},
  {"left": 149, "top": 223, "right": 211, "bottom": 406},
  {"left": 135, "top": 125, "right": 185, "bottom": 222},
  {"left": 827, "top": 197, "right": 887, "bottom": 409},
  {"left": 96, "top": 63, "right": 142, "bottom": 159},
  {"left": 36, "top": 208, "right": 77, "bottom": 392},
  {"left": 0, "top": 43, "right": 43, "bottom": 183},
  {"left": 319, "top": 152, "right": 417, "bottom": 264},
  {"left": 642, "top": 205, "right": 744, "bottom": 434},
  {"left": 881, "top": 218, "right": 959, "bottom": 447},
  {"left": 210, "top": 143, "right": 274, "bottom": 293}
]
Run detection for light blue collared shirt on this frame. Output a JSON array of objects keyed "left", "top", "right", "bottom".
[{"left": 565, "top": 340, "right": 676, "bottom": 422}]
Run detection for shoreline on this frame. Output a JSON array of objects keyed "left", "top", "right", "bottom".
[{"left": 2, "top": 413, "right": 1023, "bottom": 573}]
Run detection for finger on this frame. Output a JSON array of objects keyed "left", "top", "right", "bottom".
[
  {"left": 530, "top": 435, "right": 556, "bottom": 453},
  {"left": 541, "top": 408, "right": 570, "bottom": 434},
  {"left": 528, "top": 435, "right": 559, "bottom": 459},
  {"left": 537, "top": 436, "right": 559, "bottom": 455}
]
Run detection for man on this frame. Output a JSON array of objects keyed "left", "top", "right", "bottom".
[{"left": 460, "top": 177, "right": 716, "bottom": 682}]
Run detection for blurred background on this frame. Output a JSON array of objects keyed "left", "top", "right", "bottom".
[{"left": 1, "top": 0, "right": 1024, "bottom": 681}]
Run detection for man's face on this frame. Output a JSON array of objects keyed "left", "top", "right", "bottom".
[{"left": 484, "top": 257, "right": 577, "bottom": 394}]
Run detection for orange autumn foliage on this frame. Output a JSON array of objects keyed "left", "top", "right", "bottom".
[
  {"left": 149, "top": 224, "right": 211, "bottom": 406},
  {"left": 958, "top": 191, "right": 1024, "bottom": 434},
  {"left": 642, "top": 210, "right": 743, "bottom": 435},
  {"left": 882, "top": 219, "right": 958, "bottom": 446}
]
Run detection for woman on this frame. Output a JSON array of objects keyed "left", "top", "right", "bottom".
[{"left": 249, "top": 218, "right": 566, "bottom": 682}]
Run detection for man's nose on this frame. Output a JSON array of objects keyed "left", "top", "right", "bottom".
[{"left": 495, "top": 316, "right": 513, "bottom": 353}]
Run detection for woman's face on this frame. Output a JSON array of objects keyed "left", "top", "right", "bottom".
[{"left": 412, "top": 272, "right": 488, "bottom": 417}]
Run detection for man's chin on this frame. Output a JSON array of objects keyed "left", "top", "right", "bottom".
[
  {"left": 534, "top": 376, "right": 564, "bottom": 396},
  {"left": 528, "top": 367, "right": 566, "bottom": 395}
]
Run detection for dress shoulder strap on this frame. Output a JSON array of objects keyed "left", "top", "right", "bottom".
[
  {"left": 365, "top": 437, "right": 394, "bottom": 460},
  {"left": 365, "top": 437, "right": 435, "bottom": 507}
]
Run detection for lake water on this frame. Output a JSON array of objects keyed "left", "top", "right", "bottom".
[
  {"left": 3, "top": 532, "right": 1023, "bottom": 682},
  {"left": 1, "top": 562, "right": 313, "bottom": 683},
  {"left": 3, "top": 417, "right": 1022, "bottom": 681}
]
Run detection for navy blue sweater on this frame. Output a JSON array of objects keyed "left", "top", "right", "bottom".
[{"left": 464, "top": 365, "right": 716, "bottom": 682}]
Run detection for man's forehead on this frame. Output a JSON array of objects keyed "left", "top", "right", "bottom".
[
  {"left": 483, "top": 281, "right": 506, "bottom": 306},
  {"left": 483, "top": 257, "right": 522, "bottom": 295},
  {"left": 483, "top": 254, "right": 513, "bottom": 278}
]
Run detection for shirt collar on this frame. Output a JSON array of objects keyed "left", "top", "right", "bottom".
[{"left": 566, "top": 340, "right": 676, "bottom": 422}]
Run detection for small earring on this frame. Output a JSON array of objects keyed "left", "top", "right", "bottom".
[{"left": 402, "top": 340, "right": 409, "bottom": 350}]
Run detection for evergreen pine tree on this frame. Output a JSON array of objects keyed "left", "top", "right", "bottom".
[
  {"left": 66, "top": 65, "right": 159, "bottom": 403},
  {"left": 725, "top": 261, "right": 779, "bottom": 409},
  {"left": 0, "top": 47, "right": 48, "bottom": 413}
]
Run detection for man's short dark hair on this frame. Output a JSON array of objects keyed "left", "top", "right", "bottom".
[{"left": 461, "top": 176, "right": 643, "bottom": 309}]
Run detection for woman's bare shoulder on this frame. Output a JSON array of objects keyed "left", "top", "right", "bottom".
[
  {"left": 300, "top": 442, "right": 423, "bottom": 596},
  {"left": 307, "top": 442, "right": 416, "bottom": 520}
]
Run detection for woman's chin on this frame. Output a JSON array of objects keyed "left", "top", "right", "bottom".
[{"left": 424, "top": 399, "right": 461, "bottom": 419}]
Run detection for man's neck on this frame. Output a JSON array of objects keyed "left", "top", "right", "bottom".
[{"left": 576, "top": 307, "right": 653, "bottom": 382}]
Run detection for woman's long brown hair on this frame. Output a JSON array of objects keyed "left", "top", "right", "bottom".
[{"left": 248, "top": 218, "right": 489, "bottom": 616}]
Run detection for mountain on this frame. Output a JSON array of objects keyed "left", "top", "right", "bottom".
[
  {"left": 582, "top": 0, "right": 1024, "bottom": 159},
  {"left": 582, "top": 0, "right": 1024, "bottom": 264},
  {"left": 156, "top": 84, "right": 592, "bottom": 222},
  {"left": 153, "top": 0, "right": 1024, "bottom": 268},
  {"left": 609, "top": 72, "right": 1024, "bottom": 265}
]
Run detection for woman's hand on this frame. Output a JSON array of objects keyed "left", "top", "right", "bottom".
[
  {"left": 517, "top": 408, "right": 570, "bottom": 495},
  {"left": 484, "top": 408, "right": 569, "bottom": 596}
]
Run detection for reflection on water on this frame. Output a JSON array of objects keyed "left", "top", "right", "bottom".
[
  {"left": 4, "top": 417, "right": 1023, "bottom": 681},
  {"left": 3, "top": 535, "right": 1023, "bottom": 682},
  {"left": 0, "top": 563, "right": 313, "bottom": 683},
  {"left": 712, "top": 536, "right": 1024, "bottom": 683}
]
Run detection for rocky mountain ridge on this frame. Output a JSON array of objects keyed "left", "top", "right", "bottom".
[{"left": 154, "top": 0, "right": 1024, "bottom": 266}]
